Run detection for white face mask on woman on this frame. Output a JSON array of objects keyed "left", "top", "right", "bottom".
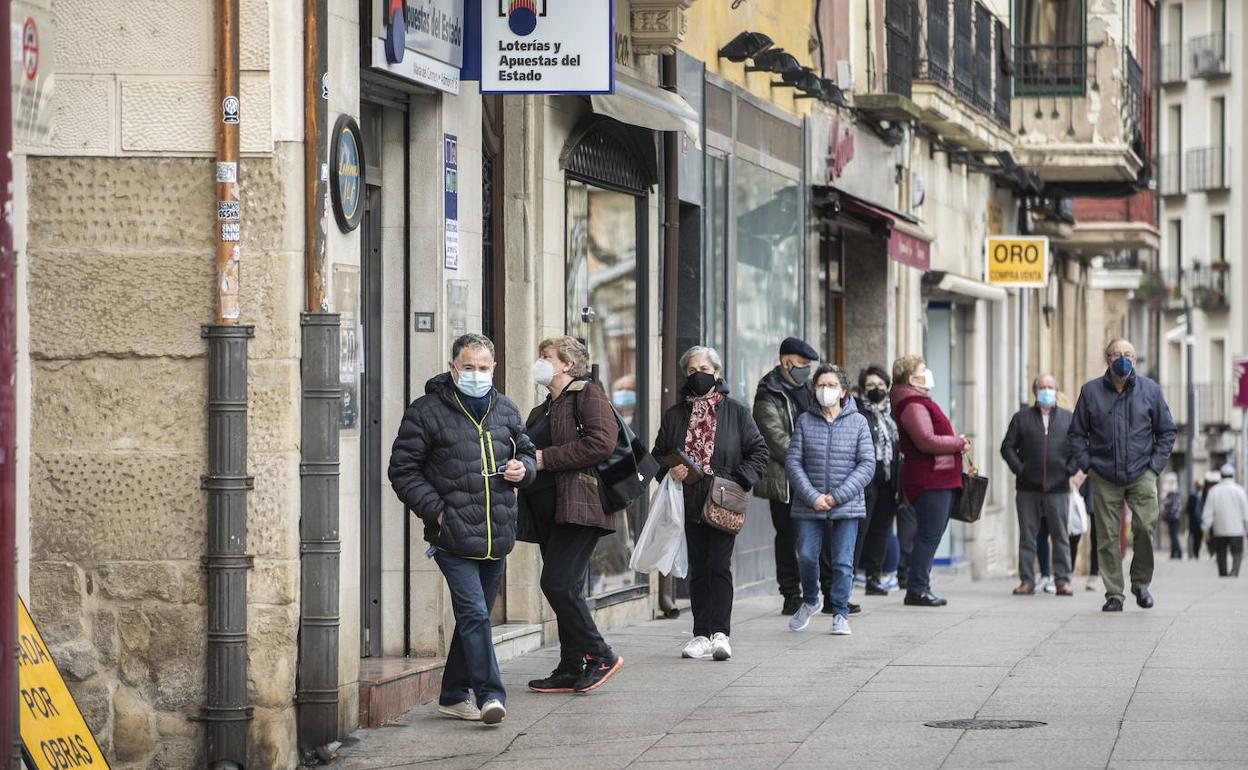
[
  {"left": 532, "top": 358, "right": 555, "bottom": 387},
  {"left": 914, "top": 369, "right": 936, "bottom": 391},
  {"left": 817, "top": 386, "right": 842, "bottom": 407}
]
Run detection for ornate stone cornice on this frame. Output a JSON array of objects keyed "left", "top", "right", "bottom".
[{"left": 630, "top": 0, "right": 698, "bottom": 55}]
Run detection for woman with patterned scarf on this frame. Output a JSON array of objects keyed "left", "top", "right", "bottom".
[{"left": 651, "top": 346, "right": 769, "bottom": 661}]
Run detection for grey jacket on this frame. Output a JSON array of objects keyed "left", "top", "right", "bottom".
[
  {"left": 785, "top": 398, "right": 876, "bottom": 521},
  {"left": 1068, "top": 371, "right": 1177, "bottom": 486},
  {"left": 388, "top": 373, "right": 537, "bottom": 559}
]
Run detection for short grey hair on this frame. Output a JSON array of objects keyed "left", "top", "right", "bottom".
[
  {"left": 680, "top": 345, "right": 723, "bottom": 375},
  {"left": 452, "top": 333, "right": 495, "bottom": 360},
  {"left": 1105, "top": 338, "right": 1134, "bottom": 357},
  {"left": 539, "top": 335, "right": 591, "bottom": 377},
  {"left": 813, "top": 363, "right": 849, "bottom": 391},
  {"left": 1032, "top": 373, "right": 1056, "bottom": 391}
]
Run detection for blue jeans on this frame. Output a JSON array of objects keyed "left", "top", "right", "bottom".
[
  {"left": 883, "top": 529, "right": 900, "bottom": 573},
  {"left": 908, "top": 490, "right": 955, "bottom": 596},
  {"left": 794, "top": 517, "right": 860, "bottom": 616},
  {"left": 434, "top": 550, "right": 507, "bottom": 707}
]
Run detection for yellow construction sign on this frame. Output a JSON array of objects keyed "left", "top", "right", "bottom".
[
  {"left": 18, "top": 597, "right": 109, "bottom": 769},
  {"left": 985, "top": 236, "right": 1049, "bottom": 287}
]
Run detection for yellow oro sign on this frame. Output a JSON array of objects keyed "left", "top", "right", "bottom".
[
  {"left": 985, "top": 236, "right": 1049, "bottom": 287},
  {"left": 18, "top": 597, "right": 109, "bottom": 769}
]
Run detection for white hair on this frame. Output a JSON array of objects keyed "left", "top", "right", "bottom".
[{"left": 680, "top": 345, "right": 723, "bottom": 375}]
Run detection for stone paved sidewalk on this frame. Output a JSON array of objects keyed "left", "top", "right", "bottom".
[{"left": 332, "top": 555, "right": 1248, "bottom": 769}]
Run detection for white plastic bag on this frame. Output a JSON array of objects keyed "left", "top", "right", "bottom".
[
  {"left": 1068, "top": 492, "right": 1088, "bottom": 536},
  {"left": 629, "top": 476, "right": 687, "bottom": 577}
]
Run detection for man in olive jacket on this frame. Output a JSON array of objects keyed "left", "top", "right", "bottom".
[
  {"left": 1068, "top": 339, "right": 1176, "bottom": 613},
  {"left": 388, "top": 334, "right": 536, "bottom": 724},
  {"left": 752, "top": 336, "right": 830, "bottom": 615}
]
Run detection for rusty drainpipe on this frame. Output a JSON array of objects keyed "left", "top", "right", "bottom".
[
  {"left": 296, "top": 0, "right": 342, "bottom": 756},
  {"left": 200, "top": 0, "right": 255, "bottom": 766},
  {"left": 658, "top": 53, "right": 680, "bottom": 618}
]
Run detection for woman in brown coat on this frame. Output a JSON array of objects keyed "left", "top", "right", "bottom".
[{"left": 521, "top": 336, "right": 624, "bottom": 694}]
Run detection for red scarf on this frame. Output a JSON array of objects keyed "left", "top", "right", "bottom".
[{"left": 684, "top": 392, "right": 724, "bottom": 470}]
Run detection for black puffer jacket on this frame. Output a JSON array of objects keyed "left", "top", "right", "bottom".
[
  {"left": 388, "top": 373, "right": 537, "bottom": 559},
  {"left": 651, "top": 382, "right": 769, "bottom": 524}
]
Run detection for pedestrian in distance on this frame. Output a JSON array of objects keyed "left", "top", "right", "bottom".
[
  {"left": 1067, "top": 338, "right": 1177, "bottom": 612},
  {"left": 784, "top": 364, "right": 875, "bottom": 635},
  {"left": 752, "top": 336, "right": 833, "bottom": 617},
  {"left": 854, "top": 365, "right": 904, "bottom": 597},
  {"left": 653, "top": 346, "right": 769, "bottom": 661},
  {"left": 1162, "top": 472, "right": 1184, "bottom": 560},
  {"left": 520, "top": 336, "right": 624, "bottom": 695},
  {"left": 1186, "top": 479, "right": 1206, "bottom": 560},
  {"left": 1201, "top": 464, "right": 1248, "bottom": 578},
  {"left": 388, "top": 333, "right": 537, "bottom": 725},
  {"left": 1001, "top": 373, "right": 1076, "bottom": 597},
  {"left": 890, "top": 355, "right": 970, "bottom": 607}
]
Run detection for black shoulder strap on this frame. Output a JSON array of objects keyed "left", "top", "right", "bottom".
[{"left": 571, "top": 388, "right": 586, "bottom": 438}]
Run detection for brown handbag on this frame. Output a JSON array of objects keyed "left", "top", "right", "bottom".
[{"left": 702, "top": 475, "right": 750, "bottom": 535}]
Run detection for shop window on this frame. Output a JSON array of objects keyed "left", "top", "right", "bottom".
[{"left": 1014, "top": 0, "right": 1087, "bottom": 95}]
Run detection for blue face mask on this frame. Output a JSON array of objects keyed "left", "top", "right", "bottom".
[
  {"left": 612, "top": 389, "right": 637, "bottom": 409},
  {"left": 455, "top": 369, "right": 493, "bottom": 399},
  {"left": 1036, "top": 388, "right": 1057, "bottom": 407},
  {"left": 1111, "top": 356, "right": 1133, "bottom": 378}
]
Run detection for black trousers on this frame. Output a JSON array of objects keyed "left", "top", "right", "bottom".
[
  {"left": 1188, "top": 513, "right": 1205, "bottom": 558},
  {"left": 860, "top": 476, "right": 899, "bottom": 579},
  {"left": 1213, "top": 535, "right": 1245, "bottom": 577},
  {"left": 533, "top": 516, "right": 611, "bottom": 670},
  {"left": 1166, "top": 519, "right": 1184, "bottom": 558},
  {"left": 686, "top": 519, "right": 736, "bottom": 637},
  {"left": 771, "top": 499, "right": 834, "bottom": 598}
]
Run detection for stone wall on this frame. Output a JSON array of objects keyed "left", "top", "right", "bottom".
[{"left": 26, "top": 149, "right": 302, "bottom": 767}]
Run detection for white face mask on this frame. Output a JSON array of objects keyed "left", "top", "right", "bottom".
[
  {"left": 914, "top": 369, "right": 936, "bottom": 391},
  {"left": 454, "top": 369, "right": 493, "bottom": 399},
  {"left": 532, "top": 358, "right": 555, "bottom": 387},
  {"left": 817, "top": 387, "right": 842, "bottom": 407}
]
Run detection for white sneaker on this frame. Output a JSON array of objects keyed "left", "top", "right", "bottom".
[
  {"left": 681, "top": 635, "right": 712, "bottom": 659},
  {"left": 479, "top": 699, "right": 506, "bottom": 725},
  {"left": 830, "top": 615, "right": 852, "bottom": 636},
  {"left": 710, "top": 632, "right": 732, "bottom": 661},
  {"left": 438, "top": 700, "right": 482, "bottom": 721},
  {"left": 1086, "top": 576, "right": 1101, "bottom": 592},
  {"left": 788, "top": 597, "right": 823, "bottom": 632},
  {"left": 1040, "top": 577, "right": 1057, "bottom": 594}
]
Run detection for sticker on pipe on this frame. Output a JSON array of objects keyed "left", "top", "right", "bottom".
[
  {"left": 221, "top": 95, "right": 240, "bottom": 125},
  {"left": 221, "top": 223, "right": 241, "bottom": 242},
  {"left": 18, "top": 597, "right": 110, "bottom": 769},
  {"left": 216, "top": 162, "right": 237, "bottom": 183},
  {"left": 217, "top": 201, "right": 241, "bottom": 221}
]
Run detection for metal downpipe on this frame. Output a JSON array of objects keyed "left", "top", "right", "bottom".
[
  {"left": 658, "top": 53, "right": 680, "bottom": 618},
  {"left": 297, "top": 0, "right": 341, "bottom": 754},
  {"left": 201, "top": 0, "right": 254, "bottom": 765}
]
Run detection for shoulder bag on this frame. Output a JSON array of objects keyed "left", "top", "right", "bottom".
[
  {"left": 702, "top": 475, "right": 750, "bottom": 535},
  {"left": 951, "top": 451, "right": 989, "bottom": 524},
  {"left": 573, "top": 389, "right": 661, "bottom": 514}
]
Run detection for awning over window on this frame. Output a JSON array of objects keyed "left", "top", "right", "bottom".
[
  {"left": 590, "top": 72, "right": 701, "bottom": 149},
  {"left": 816, "top": 187, "right": 934, "bottom": 271}
]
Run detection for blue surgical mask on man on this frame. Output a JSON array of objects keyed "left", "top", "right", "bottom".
[
  {"left": 1111, "top": 355, "right": 1133, "bottom": 378},
  {"left": 1036, "top": 388, "right": 1057, "bottom": 408},
  {"left": 455, "top": 368, "right": 493, "bottom": 398}
]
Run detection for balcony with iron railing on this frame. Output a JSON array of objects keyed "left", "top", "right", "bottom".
[
  {"left": 1185, "top": 146, "right": 1231, "bottom": 192},
  {"left": 1011, "top": 38, "right": 1145, "bottom": 184},
  {"left": 1189, "top": 33, "right": 1231, "bottom": 78},
  {"left": 1140, "top": 264, "right": 1232, "bottom": 312},
  {"left": 1158, "top": 153, "right": 1185, "bottom": 196},
  {"left": 1160, "top": 42, "right": 1185, "bottom": 85}
]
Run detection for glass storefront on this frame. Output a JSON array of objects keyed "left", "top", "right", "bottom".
[{"left": 565, "top": 179, "right": 645, "bottom": 597}]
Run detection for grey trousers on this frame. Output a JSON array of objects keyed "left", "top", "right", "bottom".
[{"left": 1017, "top": 490, "right": 1072, "bottom": 585}]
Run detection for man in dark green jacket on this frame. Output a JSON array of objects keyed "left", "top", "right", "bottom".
[{"left": 752, "top": 336, "right": 831, "bottom": 616}]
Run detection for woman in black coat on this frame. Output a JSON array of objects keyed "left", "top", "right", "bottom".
[{"left": 651, "top": 345, "right": 768, "bottom": 662}]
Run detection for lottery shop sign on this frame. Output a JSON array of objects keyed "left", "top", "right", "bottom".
[
  {"left": 18, "top": 597, "right": 108, "bottom": 769},
  {"left": 480, "top": 0, "right": 615, "bottom": 93}
]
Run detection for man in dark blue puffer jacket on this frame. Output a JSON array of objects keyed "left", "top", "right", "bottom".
[{"left": 389, "top": 333, "right": 536, "bottom": 725}]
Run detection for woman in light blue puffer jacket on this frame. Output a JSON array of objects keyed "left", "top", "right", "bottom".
[{"left": 785, "top": 364, "right": 876, "bottom": 635}]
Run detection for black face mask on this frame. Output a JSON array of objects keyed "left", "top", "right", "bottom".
[
  {"left": 685, "top": 371, "right": 717, "bottom": 397},
  {"left": 788, "top": 365, "right": 811, "bottom": 386},
  {"left": 866, "top": 387, "right": 888, "bottom": 404}
]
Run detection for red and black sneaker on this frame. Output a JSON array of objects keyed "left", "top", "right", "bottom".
[
  {"left": 528, "top": 663, "right": 584, "bottom": 693},
  {"left": 573, "top": 652, "right": 623, "bottom": 693}
]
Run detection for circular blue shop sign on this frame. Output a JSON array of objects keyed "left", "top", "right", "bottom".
[{"left": 331, "top": 115, "right": 364, "bottom": 232}]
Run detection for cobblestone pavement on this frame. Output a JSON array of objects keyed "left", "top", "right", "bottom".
[{"left": 332, "top": 555, "right": 1248, "bottom": 769}]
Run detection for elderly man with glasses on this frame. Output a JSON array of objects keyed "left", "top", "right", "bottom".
[{"left": 1068, "top": 339, "right": 1177, "bottom": 612}]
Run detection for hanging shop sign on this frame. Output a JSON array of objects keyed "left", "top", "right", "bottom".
[
  {"left": 479, "top": 0, "right": 615, "bottom": 94},
  {"left": 18, "top": 597, "right": 109, "bottom": 770},
  {"left": 331, "top": 115, "right": 365, "bottom": 232},
  {"left": 369, "top": 0, "right": 464, "bottom": 94},
  {"left": 985, "top": 236, "right": 1049, "bottom": 287}
]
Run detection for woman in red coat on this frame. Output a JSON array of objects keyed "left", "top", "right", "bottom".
[{"left": 889, "top": 355, "right": 970, "bottom": 607}]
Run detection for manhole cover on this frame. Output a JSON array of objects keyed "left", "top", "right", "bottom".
[{"left": 925, "top": 719, "right": 1047, "bottom": 730}]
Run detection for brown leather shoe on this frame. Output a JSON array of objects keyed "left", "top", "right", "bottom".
[
  {"left": 1055, "top": 581, "right": 1074, "bottom": 596},
  {"left": 1012, "top": 581, "right": 1035, "bottom": 595}
]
